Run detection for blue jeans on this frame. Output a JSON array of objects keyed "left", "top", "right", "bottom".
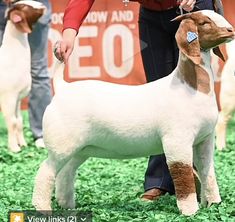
[
  {"left": 28, "top": 1, "right": 52, "bottom": 139},
  {"left": 0, "top": 28, "right": 4, "bottom": 43},
  {"left": 0, "top": 1, "right": 52, "bottom": 139},
  {"left": 139, "top": 0, "right": 215, "bottom": 193},
  {"left": 0, "top": 2, "right": 6, "bottom": 44}
]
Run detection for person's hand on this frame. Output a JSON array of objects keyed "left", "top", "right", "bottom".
[
  {"left": 54, "top": 28, "right": 77, "bottom": 63},
  {"left": 180, "top": 0, "right": 196, "bottom": 12}
]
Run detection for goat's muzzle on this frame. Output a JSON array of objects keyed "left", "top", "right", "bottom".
[{"left": 221, "top": 28, "right": 235, "bottom": 42}]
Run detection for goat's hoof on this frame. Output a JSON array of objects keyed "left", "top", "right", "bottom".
[
  {"left": 215, "top": 139, "right": 226, "bottom": 150},
  {"left": 216, "top": 145, "right": 225, "bottom": 151},
  {"left": 180, "top": 205, "right": 199, "bottom": 216},
  {"left": 33, "top": 205, "right": 52, "bottom": 213},
  {"left": 177, "top": 195, "right": 199, "bottom": 216},
  {"left": 32, "top": 197, "right": 52, "bottom": 212},
  {"left": 57, "top": 198, "right": 75, "bottom": 209},
  {"left": 9, "top": 145, "right": 21, "bottom": 153},
  {"left": 201, "top": 195, "right": 221, "bottom": 208},
  {"left": 19, "top": 140, "right": 27, "bottom": 147},
  {"left": 208, "top": 198, "right": 221, "bottom": 207}
]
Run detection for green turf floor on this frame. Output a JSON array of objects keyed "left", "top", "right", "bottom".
[{"left": 0, "top": 111, "right": 235, "bottom": 221}]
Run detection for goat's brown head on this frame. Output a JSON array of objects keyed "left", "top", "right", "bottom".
[
  {"left": 7, "top": 0, "right": 46, "bottom": 33},
  {"left": 173, "top": 10, "right": 235, "bottom": 65}
]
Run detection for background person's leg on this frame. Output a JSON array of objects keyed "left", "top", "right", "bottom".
[
  {"left": 139, "top": 7, "right": 179, "bottom": 196},
  {"left": 144, "top": 155, "right": 175, "bottom": 194},
  {"left": 0, "top": 3, "right": 7, "bottom": 46},
  {"left": 28, "top": 20, "right": 52, "bottom": 146},
  {"left": 0, "top": 28, "right": 4, "bottom": 46}
]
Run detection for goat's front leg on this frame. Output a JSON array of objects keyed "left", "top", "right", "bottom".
[
  {"left": 194, "top": 133, "right": 221, "bottom": 207},
  {"left": 55, "top": 155, "right": 87, "bottom": 209},
  {"left": 163, "top": 137, "right": 198, "bottom": 216}
]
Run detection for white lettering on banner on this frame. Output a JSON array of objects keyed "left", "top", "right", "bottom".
[
  {"left": 111, "top": 10, "right": 134, "bottom": 22},
  {"left": 103, "top": 24, "right": 134, "bottom": 78},
  {"left": 83, "top": 10, "right": 134, "bottom": 24},
  {"left": 69, "top": 26, "right": 100, "bottom": 78},
  {"left": 51, "top": 13, "right": 64, "bottom": 25},
  {"left": 48, "top": 24, "right": 135, "bottom": 79},
  {"left": 84, "top": 11, "right": 108, "bottom": 24}
]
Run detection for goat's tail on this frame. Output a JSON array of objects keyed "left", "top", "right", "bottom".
[{"left": 52, "top": 60, "right": 66, "bottom": 93}]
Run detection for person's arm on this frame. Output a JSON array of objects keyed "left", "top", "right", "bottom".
[
  {"left": 63, "top": 0, "right": 95, "bottom": 32},
  {"left": 54, "top": 0, "right": 95, "bottom": 63}
]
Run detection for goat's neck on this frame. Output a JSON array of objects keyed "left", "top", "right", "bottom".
[
  {"left": 1, "top": 21, "right": 29, "bottom": 49},
  {"left": 176, "top": 51, "right": 214, "bottom": 95}
]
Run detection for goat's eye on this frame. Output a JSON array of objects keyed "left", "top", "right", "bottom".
[{"left": 199, "top": 21, "right": 209, "bottom": 26}]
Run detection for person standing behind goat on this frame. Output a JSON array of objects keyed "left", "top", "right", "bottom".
[
  {"left": 53, "top": 0, "right": 223, "bottom": 201},
  {"left": 0, "top": 0, "right": 52, "bottom": 148}
]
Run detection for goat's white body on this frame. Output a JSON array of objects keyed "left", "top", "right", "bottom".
[
  {"left": 0, "top": 21, "right": 31, "bottom": 152},
  {"left": 44, "top": 65, "right": 217, "bottom": 159},
  {"left": 216, "top": 41, "right": 235, "bottom": 150},
  {"left": 33, "top": 52, "right": 220, "bottom": 216}
]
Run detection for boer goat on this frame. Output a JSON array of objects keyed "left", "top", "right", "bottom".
[
  {"left": 33, "top": 10, "right": 234, "bottom": 215},
  {"left": 0, "top": 1, "right": 45, "bottom": 152}
]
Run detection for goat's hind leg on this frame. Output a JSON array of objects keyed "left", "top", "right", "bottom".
[
  {"left": 16, "top": 100, "right": 27, "bottom": 147},
  {"left": 194, "top": 134, "right": 221, "bottom": 207},
  {"left": 215, "top": 110, "right": 231, "bottom": 150},
  {"left": 1, "top": 94, "right": 21, "bottom": 152},
  {"left": 32, "top": 152, "right": 70, "bottom": 211},
  {"left": 55, "top": 155, "right": 87, "bottom": 209},
  {"left": 163, "top": 137, "right": 198, "bottom": 216}
]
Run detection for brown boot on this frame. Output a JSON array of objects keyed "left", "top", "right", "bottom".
[{"left": 141, "top": 188, "right": 167, "bottom": 201}]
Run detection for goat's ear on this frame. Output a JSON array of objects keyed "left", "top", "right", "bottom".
[
  {"left": 9, "top": 10, "right": 32, "bottom": 33},
  {"left": 213, "top": 47, "right": 225, "bottom": 62},
  {"left": 175, "top": 19, "right": 201, "bottom": 65},
  {"left": 9, "top": 10, "right": 23, "bottom": 23}
]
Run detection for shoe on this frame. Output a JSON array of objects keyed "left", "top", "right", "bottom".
[
  {"left": 141, "top": 188, "right": 167, "bottom": 201},
  {"left": 35, "top": 138, "right": 46, "bottom": 148}
]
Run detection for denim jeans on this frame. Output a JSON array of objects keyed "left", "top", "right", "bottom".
[
  {"left": 28, "top": 0, "right": 52, "bottom": 139},
  {"left": 0, "top": 28, "right": 4, "bottom": 44},
  {"left": 139, "top": 0, "right": 214, "bottom": 193},
  {"left": 0, "top": 2, "right": 6, "bottom": 44},
  {"left": 0, "top": 1, "right": 52, "bottom": 139}
]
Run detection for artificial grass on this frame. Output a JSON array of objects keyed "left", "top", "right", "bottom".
[{"left": 0, "top": 111, "right": 235, "bottom": 222}]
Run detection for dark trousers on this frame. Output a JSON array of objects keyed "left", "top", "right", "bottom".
[{"left": 138, "top": 0, "right": 214, "bottom": 193}]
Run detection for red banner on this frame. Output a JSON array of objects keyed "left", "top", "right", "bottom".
[{"left": 48, "top": 0, "right": 146, "bottom": 85}]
